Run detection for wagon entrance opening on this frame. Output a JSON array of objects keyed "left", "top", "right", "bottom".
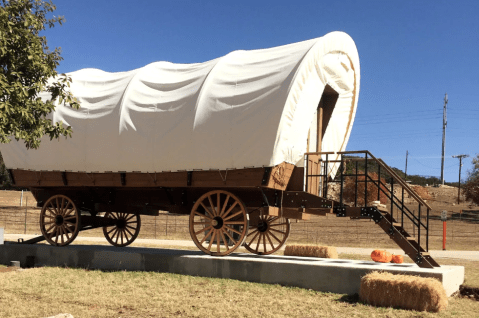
[{"left": 307, "top": 84, "right": 339, "bottom": 152}]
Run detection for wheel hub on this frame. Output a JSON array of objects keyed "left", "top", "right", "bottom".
[
  {"left": 258, "top": 221, "right": 268, "bottom": 233},
  {"left": 116, "top": 218, "right": 127, "bottom": 229},
  {"left": 54, "top": 215, "right": 64, "bottom": 226},
  {"left": 212, "top": 217, "right": 223, "bottom": 229}
]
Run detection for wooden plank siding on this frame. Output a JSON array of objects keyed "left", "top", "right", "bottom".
[{"left": 10, "top": 162, "right": 297, "bottom": 190}]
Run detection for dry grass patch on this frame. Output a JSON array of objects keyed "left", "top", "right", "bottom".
[
  {"left": 0, "top": 266, "right": 478, "bottom": 318},
  {"left": 284, "top": 244, "right": 338, "bottom": 258},
  {"left": 360, "top": 271, "right": 448, "bottom": 312}
]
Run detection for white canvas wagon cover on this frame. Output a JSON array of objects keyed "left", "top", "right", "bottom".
[{"left": 1, "top": 31, "right": 360, "bottom": 173}]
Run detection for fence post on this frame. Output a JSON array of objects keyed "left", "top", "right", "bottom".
[{"left": 24, "top": 197, "right": 28, "bottom": 234}]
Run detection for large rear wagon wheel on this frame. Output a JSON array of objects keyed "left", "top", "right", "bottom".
[
  {"left": 40, "top": 195, "right": 80, "bottom": 246},
  {"left": 102, "top": 212, "right": 141, "bottom": 247},
  {"left": 189, "top": 190, "right": 249, "bottom": 256},
  {"left": 244, "top": 213, "right": 290, "bottom": 255}
]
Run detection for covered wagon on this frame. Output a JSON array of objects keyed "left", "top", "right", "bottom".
[{"left": 1, "top": 31, "right": 360, "bottom": 255}]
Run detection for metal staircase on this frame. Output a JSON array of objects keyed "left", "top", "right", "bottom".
[{"left": 304, "top": 150, "right": 440, "bottom": 268}]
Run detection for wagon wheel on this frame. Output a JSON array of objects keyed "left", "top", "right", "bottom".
[
  {"left": 244, "top": 212, "right": 290, "bottom": 255},
  {"left": 40, "top": 194, "right": 80, "bottom": 246},
  {"left": 103, "top": 212, "right": 141, "bottom": 247},
  {"left": 189, "top": 190, "right": 249, "bottom": 256}
]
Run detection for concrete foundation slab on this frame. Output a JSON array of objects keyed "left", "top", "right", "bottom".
[{"left": 0, "top": 244, "right": 464, "bottom": 296}]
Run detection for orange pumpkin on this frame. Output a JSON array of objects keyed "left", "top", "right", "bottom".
[
  {"left": 371, "top": 250, "right": 392, "bottom": 263},
  {"left": 391, "top": 254, "right": 404, "bottom": 264}
]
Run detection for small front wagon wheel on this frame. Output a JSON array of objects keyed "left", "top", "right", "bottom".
[
  {"left": 189, "top": 190, "right": 249, "bottom": 256},
  {"left": 103, "top": 212, "right": 141, "bottom": 247},
  {"left": 40, "top": 195, "right": 80, "bottom": 246}
]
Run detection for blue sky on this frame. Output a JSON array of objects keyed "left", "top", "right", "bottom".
[{"left": 45, "top": 0, "right": 479, "bottom": 183}]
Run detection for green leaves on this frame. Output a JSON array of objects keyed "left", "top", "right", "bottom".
[{"left": 0, "top": 0, "right": 79, "bottom": 149}]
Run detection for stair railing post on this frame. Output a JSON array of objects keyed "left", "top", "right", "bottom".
[
  {"left": 390, "top": 177, "right": 394, "bottom": 221},
  {"left": 426, "top": 208, "right": 430, "bottom": 251},
  {"left": 401, "top": 186, "right": 405, "bottom": 228},
  {"left": 364, "top": 152, "right": 368, "bottom": 207},
  {"left": 324, "top": 153, "right": 329, "bottom": 198},
  {"left": 377, "top": 165, "right": 381, "bottom": 202},
  {"left": 418, "top": 204, "right": 421, "bottom": 248},
  {"left": 339, "top": 154, "right": 344, "bottom": 207},
  {"left": 354, "top": 160, "right": 358, "bottom": 207},
  {"left": 305, "top": 154, "right": 309, "bottom": 194}
]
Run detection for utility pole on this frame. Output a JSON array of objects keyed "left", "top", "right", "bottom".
[
  {"left": 440, "top": 93, "right": 448, "bottom": 185},
  {"left": 452, "top": 154, "right": 469, "bottom": 205},
  {"left": 405, "top": 150, "right": 409, "bottom": 181}
]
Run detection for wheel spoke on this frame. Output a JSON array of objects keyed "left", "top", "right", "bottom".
[
  {"left": 200, "top": 202, "right": 215, "bottom": 218},
  {"left": 121, "top": 230, "right": 124, "bottom": 245},
  {"left": 43, "top": 221, "right": 55, "bottom": 225},
  {"left": 45, "top": 223, "right": 55, "bottom": 234},
  {"left": 107, "top": 226, "right": 116, "bottom": 235},
  {"left": 64, "top": 215, "right": 77, "bottom": 221},
  {"left": 263, "top": 233, "right": 267, "bottom": 252},
  {"left": 219, "top": 229, "right": 229, "bottom": 250},
  {"left": 60, "top": 226, "right": 64, "bottom": 244},
  {"left": 265, "top": 232, "right": 275, "bottom": 250},
  {"left": 110, "top": 213, "right": 118, "bottom": 220},
  {"left": 247, "top": 229, "right": 259, "bottom": 237},
  {"left": 269, "top": 223, "right": 289, "bottom": 227},
  {"left": 269, "top": 231, "right": 282, "bottom": 243},
  {"left": 248, "top": 230, "right": 260, "bottom": 247},
  {"left": 193, "top": 222, "right": 210, "bottom": 225},
  {"left": 47, "top": 207, "right": 57, "bottom": 216},
  {"left": 207, "top": 230, "right": 216, "bottom": 251},
  {"left": 219, "top": 195, "right": 230, "bottom": 217},
  {"left": 43, "top": 214, "right": 55, "bottom": 219},
  {"left": 195, "top": 225, "right": 213, "bottom": 236},
  {"left": 55, "top": 227, "right": 59, "bottom": 244},
  {"left": 223, "top": 230, "right": 236, "bottom": 246},
  {"left": 60, "top": 197, "right": 65, "bottom": 215},
  {"left": 63, "top": 225, "right": 71, "bottom": 240},
  {"left": 267, "top": 216, "right": 280, "bottom": 223},
  {"left": 194, "top": 211, "right": 212, "bottom": 220},
  {"left": 216, "top": 193, "right": 221, "bottom": 218},
  {"left": 63, "top": 208, "right": 74, "bottom": 218},
  {"left": 125, "top": 227, "right": 134, "bottom": 238},
  {"left": 216, "top": 231, "right": 221, "bottom": 253},
  {"left": 255, "top": 233, "right": 261, "bottom": 253},
  {"left": 55, "top": 197, "right": 60, "bottom": 215},
  {"left": 224, "top": 225, "right": 242, "bottom": 236},
  {"left": 270, "top": 228, "right": 286, "bottom": 235},
  {"left": 223, "top": 210, "right": 243, "bottom": 222},
  {"left": 126, "top": 225, "right": 137, "bottom": 231},
  {"left": 125, "top": 214, "right": 136, "bottom": 222},
  {"left": 64, "top": 224, "right": 74, "bottom": 234},
  {"left": 208, "top": 195, "right": 217, "bottom": 216},
  {"left": 64, "top": 201, "right": 72, "bottom": 212},
  {"left": 221, "top": 201, "right": 238, "bottom": 219},
  {"left": 200, "top": 228, "right": 214, "bottom": 244}
]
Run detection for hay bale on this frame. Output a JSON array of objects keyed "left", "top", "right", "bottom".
[
  {"left": 284, "top": 245, "right": 338, "bottom": 258},
  {"left": 359, "top": 271, "right": 448, "bottom": 312}
]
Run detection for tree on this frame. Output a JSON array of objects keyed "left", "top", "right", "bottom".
[
  {"left": 463, "top": 154, "right": 479, "bottom": 205},
  {"left": 0, "top": 0, "right": 79, "bottom": 150}
]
